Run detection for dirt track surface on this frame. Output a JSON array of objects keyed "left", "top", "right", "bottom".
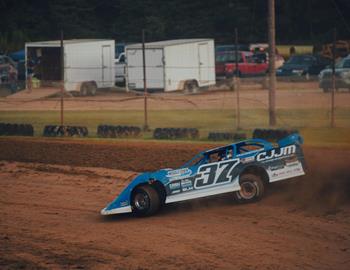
[{"left": 1, "top": 139, "right": 350, "bottom": 269}]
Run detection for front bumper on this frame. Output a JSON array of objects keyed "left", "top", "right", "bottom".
[{"left": 100, "top": 206, "right": 132, "bottom": 215}]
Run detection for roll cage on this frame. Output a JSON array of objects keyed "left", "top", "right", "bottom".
[{"left": 181, "top": 138, "right": 275, "bottom": 168}]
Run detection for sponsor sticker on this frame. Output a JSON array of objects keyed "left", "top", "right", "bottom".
[
  {"left": 285, "top": 161, "right": 299, "bottom": 167},
  {"left": 120, "top": 200, "right": 129, "bottom": 207},
  {"left": 269, "top": 164, "right": 284, "bottom": 171},
  {"left": 181, "top": 179, "right": 193, "bottom": 191},
  {"left": 167, "top": 168, "right": 192, "bottom": 180},
  {"left": 169, "top": 182, "right": 181, "bottom": 190}
]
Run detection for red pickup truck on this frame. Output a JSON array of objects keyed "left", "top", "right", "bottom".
[{"left": 215, "top": 51, "right": 268, "bottom": 78}]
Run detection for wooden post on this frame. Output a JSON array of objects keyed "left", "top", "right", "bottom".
[
  {"left": 331, "top": 28, "right": 336, "bottom": 128},
  {"left": 234, "top": 27, "right": 240, "bottom": 130},
  {"left": 60, "top": 30, "right": 64, "bottom": 126},
  {"left": 268, "top": 0, "right": 276, "bottom": 126},
  {"left": 142, "top": 29, "right": 149, "bottom": 131}
]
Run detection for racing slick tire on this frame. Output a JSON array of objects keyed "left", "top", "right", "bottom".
[
  {"left": 233, "top": 174, "right": 265, "bottom": 203},
  {"left": 131, "top": 185, "right": 161, "bottom": 217}
]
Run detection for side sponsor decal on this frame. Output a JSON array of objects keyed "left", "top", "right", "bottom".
[
  {"left": 194, "top": 159, "right": 239, "bottom": 189},
  {"left": 166, "top": 168, "right": 192, "bottom": 181},
  {"left": 181, "top": 179, "right": 193, "bottom": 191},
  {"left": 256, "top": 145, "right": 296, "bottom": 162}
]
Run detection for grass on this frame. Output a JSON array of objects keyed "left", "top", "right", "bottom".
[{"left": 0, "top": 108, "right": 350, "bottom": 146}]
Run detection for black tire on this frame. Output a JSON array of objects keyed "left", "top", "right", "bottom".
[
  {"left": 88, "top": 82, "right": 97, "bottom": 96},
  {"left": 233, "top": 174, "right": 265, "bottom": 203},
  {"left": 184, "top": 80, "right": 199, "bottom": 93},
  {"left": 131, "top": 185, "right": 160, "bottom": 216},
  {"left": 80, "top": 83, "right": 89, "bottom": 96}
]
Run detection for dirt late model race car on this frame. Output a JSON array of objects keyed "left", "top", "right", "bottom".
[{"left": 101, "top": 133, "right": 306, "bottom": 217}]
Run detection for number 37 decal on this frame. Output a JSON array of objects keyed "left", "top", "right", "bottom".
[{"left": 194, "top": 159, "right": 239, "bottom": 189}]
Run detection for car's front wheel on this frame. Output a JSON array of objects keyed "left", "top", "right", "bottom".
[
  {"left": 233, "top": 174, "right": 265, "bottom": 203},
  {"left": 131, "top": 185, "right": 160, "bottom": 216}
]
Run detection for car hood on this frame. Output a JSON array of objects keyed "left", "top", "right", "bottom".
[
  {"left": 278, "top": 63, "right": 309, "bottom": 71},
  {"left": 319, "top": 68, "right": 349, "bottom": 77}
]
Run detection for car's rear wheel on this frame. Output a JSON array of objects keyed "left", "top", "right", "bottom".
[
  {"left": 233, "top": 174, "right": 265, "bottom": 203},
  {"left": 131, "top": 185, "right": 160, "bottom": 216}
]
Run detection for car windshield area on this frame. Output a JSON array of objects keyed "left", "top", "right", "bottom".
[
  {"left": 286, "top": 55, "right": 314, "bottom": 65},
  {"left": 182, "top": 146, "right": 235, "bottom": 168},
  {"left": 181, "top": 153, "right": 206, "bottom": 168},
  {"left": 336, "top": 58, "right": 350, "bottom": 68},
  {"left": 253, "top": 53, "right": 267, "bottom": 63},
  {"left": 205, "top": 146, "right": 234, "bottom": 163},
  {"left": 216, "top": 52, "right": 243, "bottom": 63}
]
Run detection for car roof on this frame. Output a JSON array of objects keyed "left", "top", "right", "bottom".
[{"left": 203, "top": 138, "right": 271, "bottom": 155}]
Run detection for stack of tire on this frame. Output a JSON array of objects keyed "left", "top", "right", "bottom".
[
  {"left": 43, "top": 125, "right": 88, "bottom": 137},
  {"left": 153, "top": 128, "right": 199, "bottom": 140},
  {"left": 252, "top": 128, "right": 298, "bottom": 141},
  {"left": 0, "top": 123, "right": 34, "bottom": 136},
  {"left": 208, "top": 132, "right": 246, "bottom": 141},
  {"left": 97, "top": 125, "right": 141, "bottom": 138}
]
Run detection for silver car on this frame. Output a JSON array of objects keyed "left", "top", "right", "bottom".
[{"left": 319, "top": 55, "right": 350, "bottom": 92}]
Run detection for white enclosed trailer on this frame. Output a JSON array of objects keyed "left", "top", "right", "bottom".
[
  {"left": 125, "top": 39, "right": 216, "bottom": 92},
  {"left": 25, "top": 39, "right": 115, "bottom": 95}
]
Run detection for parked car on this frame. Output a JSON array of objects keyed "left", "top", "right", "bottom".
[
  {"left": 115, "top": 52, "right": 126, "bottom": 86},
  {"left": 276, "top": 54, "right": 331, "bottom": 79},
  {"left": 215, "top": 44, "right": 250, "bottom": 53},
  {"left": 253, "top": 52, "right": 285, "bottom": 69},
  {"left": 319, "top": 55, "right": 350, "bottom": 92},
  {"left": 215, "top": 51, "right": 268, "bottom": 78},
  {"left": 0, "top": 55, "right": 17, "bottom": 84}
]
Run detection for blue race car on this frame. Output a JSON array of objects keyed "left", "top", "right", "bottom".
[{"left": 101, "top": 133, "right": 306, "bottom": 216}]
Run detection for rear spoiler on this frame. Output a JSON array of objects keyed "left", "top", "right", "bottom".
[{"left": 278, "top": 133, "right": 303, "bottom": 147}]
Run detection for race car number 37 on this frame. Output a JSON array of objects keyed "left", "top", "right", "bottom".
[{"left": 194, "top": 159, "right": 239, "bottom": 189}]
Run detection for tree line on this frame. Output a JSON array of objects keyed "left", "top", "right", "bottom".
[{"left": 0, "top": 0, "right": 349, "bottom": 52}]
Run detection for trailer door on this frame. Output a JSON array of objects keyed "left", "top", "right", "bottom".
[
  {"left": 198, "top": 43, "right": 209, "bottom": 84},
  {"left": 127, "top": 48, "right": 164, "bottom": 90},
  {"left": 102, "top": 45, "right": 112, "bottom": 87}
]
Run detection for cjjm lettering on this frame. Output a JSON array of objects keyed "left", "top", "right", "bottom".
[{"left": 256, "top": 145, "right": 296, "bottom": 161}]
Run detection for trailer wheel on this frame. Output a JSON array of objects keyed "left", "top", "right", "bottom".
[
  {"left": 233, "top": 174, "right": 265, "bottom": 203},
  {"left": 131, "top": 185, "right": 160, "bottom": 216},
  {"left": 184, "top": 80, "right": 199, "bottom": 93},
  {"left": 80, "top": 83, "right": 89, "bottom": 96},
  {"left": 88, "top": 82, "right": 97, "bottom": 96}
]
